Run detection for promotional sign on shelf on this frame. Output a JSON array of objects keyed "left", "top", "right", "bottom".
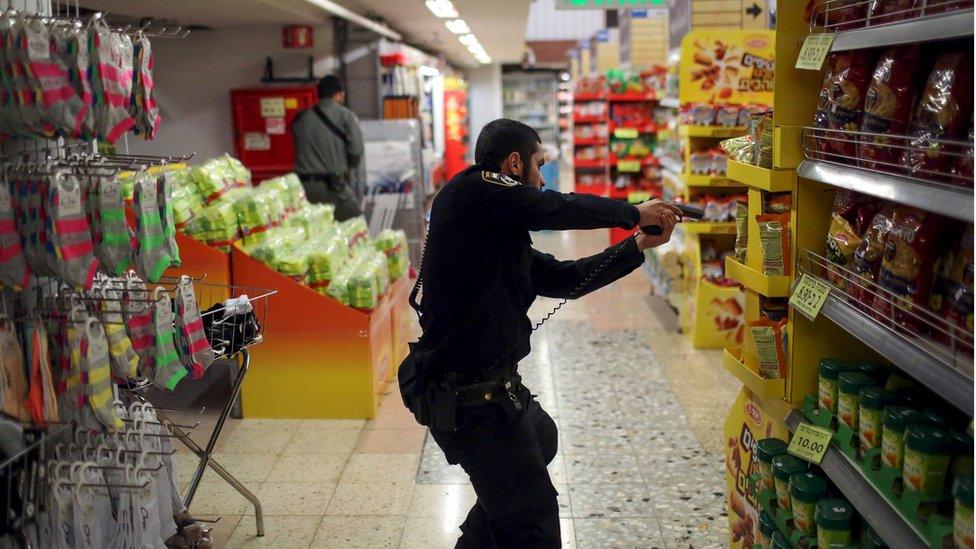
[
  {"left": 679, "top": 29, "right": 775, "bottom": 105},
  {"left": 723, "top": 387, "right": 790, "bottom": 548}
]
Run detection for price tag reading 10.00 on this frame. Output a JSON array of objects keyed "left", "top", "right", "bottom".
[
  {"left": 790, "top": 273, "right": 832, "bottom": 321},
  {"left": 788, "top": 423, "right": 833, "bottom": 464}
]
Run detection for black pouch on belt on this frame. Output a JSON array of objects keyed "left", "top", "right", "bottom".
[{"left": 431, "top": 388, "right": 458, "bottom": 432}]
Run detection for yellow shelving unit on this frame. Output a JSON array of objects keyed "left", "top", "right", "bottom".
[
  {"left": 726, "top": 159, "right": 796, "bottom": 192},
  {"left": 722, "top": 347, "right": 787, "bottom": 400},
  {"left": 682, "top": 221, "right": 736, "bottom": 234},
  {"left": 724, "top": 257, "right": 791, "bottom": 297},
  {"left": 679, "top": 124, "right": 746, "bottom": 138}
]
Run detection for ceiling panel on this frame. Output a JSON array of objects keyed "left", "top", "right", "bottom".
[{"left": 76, "top": 0, "right": 532, "bottom": 67}]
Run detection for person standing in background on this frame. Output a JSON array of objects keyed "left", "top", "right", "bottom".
[{"left": 292, "top": 75, "right": 365, "bottom": 221}]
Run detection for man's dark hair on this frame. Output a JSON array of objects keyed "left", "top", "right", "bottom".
[
  {"left": 474, "top": 118, "right": 542, "bottom": 167},
  {"left": 318, "top": 75, "right": 344, "bottom": 98}
]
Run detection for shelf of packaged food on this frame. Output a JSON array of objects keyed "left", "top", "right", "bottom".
[
  {"left": 574, "top": 159, "right": 609, "bottom": 170},
  {"left": 726, "top": 159, "right": 796, "bottom": 192},
  {"left": 659, "top": 97, "right": 680, "bottom": 109},
  {"left": 679, "top": 125, "right": 747, "bottom": 138},
  {"left": 573, "top": 116, "right": 608, "bottom": 125},
  {"left": 573, "top": 137, "right": 608, "bottom": 146},
  {"left": 784, "top": 411, "right": 927, "bottom": 549},
  {"left": 725, "top": 257, "right": 791, "bottom": 297},
  {"left": 609, "top": 122, "right": 661, "bottom": 135},
  {"left": 681, "top": 221, "right": 737, "bottom": 235},
  {"left": 573, "top": 93, "right": 608, "bottom": 102},
  {"left": 683, "top": 173, "right": 743, "bottom": 187},
  {"left": 829, "top": 9, "right": 974, "bottom": 52},
  {"left": 816, "top": 289, "right": 973, "bottom": 416},
  {"left": 798, "top": 160, "right": 974, "bottom": 222},
  {"left": 609, "top": 92, "right": 658, "bottom": 102},
  {"left": 659, "top": 157, "right": 684, "bottom": 175},
  {"left": 722, "top": 347, "right": 786, "bottom": 400}
]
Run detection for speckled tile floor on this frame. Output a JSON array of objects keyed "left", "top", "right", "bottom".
[{"left": 195, "top": 229, "right": 736, "bottom": 548}]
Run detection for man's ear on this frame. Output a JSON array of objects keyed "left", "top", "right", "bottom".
[{"left": 503, "top": 151, "right": 521, "bottom": 175}]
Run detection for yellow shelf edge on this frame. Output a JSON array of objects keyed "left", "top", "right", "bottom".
[
  {"left": 725, "top": 257, "right": 792, "bottom": 297},
  {"left": 726, "top": 159, "right": 797, "bottom": 192},
  {"left": 683, "top": 221, "right": 737, "bottom": 235},
  {"left": 722, "top": 347, "right": 786, "bottom": 400},
  {"left": 684, "top": 173, "right": 744, "bottom": 188},
  {"left": 679, "top": 125, "right": 747, "bottom": 138}
]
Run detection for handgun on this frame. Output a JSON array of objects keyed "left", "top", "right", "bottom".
[{"left": 640, "top": 203, "right": 706, "bottom": 235}]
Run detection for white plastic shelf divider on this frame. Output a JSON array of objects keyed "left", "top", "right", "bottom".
[
  {"left": 785, "top": 411, "right": 927, "bottom": 549},
  {"left": 798, "top": 160, "right": 974, "bottom": 222},
  {"left": 829, "top": 9, "right": 974, "bottom": 51},
  {"left": 819, "top": 292, "right": 973, "bottom": 415}
]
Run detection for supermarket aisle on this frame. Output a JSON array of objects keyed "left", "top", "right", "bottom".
[{"left": 183, "top": 230, "right": 739, "bottom": 548}]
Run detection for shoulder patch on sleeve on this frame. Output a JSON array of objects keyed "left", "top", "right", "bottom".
[{"left": 481, "top": 171, "right": 520, "bottom": 187}]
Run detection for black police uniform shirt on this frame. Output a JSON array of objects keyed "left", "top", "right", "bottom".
[{"left": 416, "top": 163, "right": 647, "bottom": 384}]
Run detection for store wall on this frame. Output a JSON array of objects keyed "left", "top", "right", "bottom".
[
  {"left": 123, "top": 25, "right": 339, "bottom": 160},
  {"left": 466, "top": 64, "right": 503, "bottom": 154}
]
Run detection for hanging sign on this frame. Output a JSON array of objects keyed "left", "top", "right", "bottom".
[
  {"left": 795, "top": 34, "right": 835, "bottom": 71},
  {"left": 789, "top": 274, "right": 832, "bottom": 321},
  {"left": 787, "top": 423, "right": 833, "bottom": 464},
  {"left": 679, "top": 29, "right": 775, "bottom": 105}
]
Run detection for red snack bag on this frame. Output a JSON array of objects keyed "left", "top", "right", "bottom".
[
  {"left": 859, "top": 47, "right": 923, "bottom": 172},
  {"left": 824, "top": 52, "right": 877, "bottom": 163},
  {"left": 874, "top": 206, "right": 945, "bottom": 330},
  {"left": 850, "top": 204, "right": 897, "bottom": 307},
  {"left": 811, "top": 55, "right": 838, "bottom": 159},
  {"left": 944, "top": 226, "right": 974, "bottom": 351},
  {"left": 902, "top": 51, "right": 974, "bottom": 180}
]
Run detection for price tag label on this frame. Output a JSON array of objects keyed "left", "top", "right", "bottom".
[
  {"left": 617, "top": 160, "right": 641, "bottom": 173},
  {"left": 788, "top": 423, "right": 833, "bottom": 464},
  {"left": 789, "top": 273, "right": 832, "bottom": 321},
  {"left": 627, "top": 191, "right": 651, "bottom": 204},
  {"left": 795, "top": 34, "right": 835, "bottom": 71},
  {"left": 614, "top": 127, "right": 639, "bottom": 139}
]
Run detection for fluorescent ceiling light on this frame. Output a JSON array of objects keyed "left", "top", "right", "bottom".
[
  {"left": 458, "top": 33, "right": 479, "bottom": 46},
  {"left": 467, "top": 43, "right": 487, "bottom": 56},
  {"left": 476, "top": 54, "right": 492, "bottom": 64},
  {"left": 425, "top": 0, "right": 458, "bottom": 18},
  {"left": 445, "top": 19, "right": 470, "bottom": 34}
]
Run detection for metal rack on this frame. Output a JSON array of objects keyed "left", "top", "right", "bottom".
[
  {"left": 808, "top": 0, "right": 974, "bottom": 51},
  {"left": 796, "top": 248, "right": 973, "bottom": 415},
  {"left": 799, "top": 127, "right": 974, "bottom": 222},
  {"left": 784, "top": 411, "right": 927, "bottom": 549}
]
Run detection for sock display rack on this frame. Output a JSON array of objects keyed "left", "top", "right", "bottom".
[{"left": 720, "top": 2, "right": 975, "bottom": 547}]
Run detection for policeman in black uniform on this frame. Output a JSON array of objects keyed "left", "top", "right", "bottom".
[{"left": 399, "top": 119, "right": 680, "bottom": 548}]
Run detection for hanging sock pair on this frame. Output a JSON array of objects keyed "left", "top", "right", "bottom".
[
  {"left": 152, "top": 287, "right": 186, "bottom": 391},
  {"left": 0, "top": 175, "right": 30, "bottom": 289},
  {"left": 92, "top": 176, "right": 134, "bottom": 275},
  {"left": 24, "top": 319, "right": 59, "bottom": 427},
  {"left": 80, "top": 316, "right": 122, "bottom": 431},
  {"left": 21, "top": 18, "right": 88, "bottom": 137},
  {"left": 131, "top": 34, "right": 161, "bottom": 139},
  {"left": 123, "top": 273, "right": 155, "bottom": 378},
  {"left": 158, "top": 172, "right": 181, "bottom": 267},
  {"left": 50, "top": 173, "right": 100, "bottom": 289},
  {"left": 134, "top": 172, "right": 173, "bottom": 282},
  {"left": 52, "top": 22, "right": 94, "bottom": 139},
  {"left": 0, "top": 316, "right": 29, "bottom": 421},
  {"left": 97, "top": 281, "right": 139, "bottom": 381},
  {"left": 174, "top": 276, "right": 213, "bottom": 379},
  {"left": 88, "top": 16, "right": 135, "bottom": 143},
  {"left": 2, "top": 12, "right": 54, "bottom": 137}
]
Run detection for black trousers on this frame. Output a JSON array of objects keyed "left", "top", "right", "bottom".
[
  {"left": 430, "top": 390, "right": 560, "bottom": 548},
  {"left": 299, "top": 175, "right": 362, "bottom": 221}
]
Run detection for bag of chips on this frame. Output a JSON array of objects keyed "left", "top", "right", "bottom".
[
  {"left": 733, "top": 202, "right": 748, "bottom": 263},
  {"left": 874, "top": 206, "right": 945, "bottom": 329},
  {"left": 859, "top": 47, "right": 923, "bottom": 172},
  {"left": 824, "top": 51, "right": 877, "bottom": 162},
  {"left": 944, "top": 226, "right": 974, "bottom": 350},
  {"left": 826, "top": 212, "right": 864, "bottom": 290},
  {"left": 749, "top": 318, "right": 788, "bottom": 379},
  {"left": 850, "top": 204, "right": 897, "bottom": 307},
  {"left": 757, "top": 213, "right": 791, "bottom": 277},
  {"left": 807, "top": 0, "right": 867, "bottom": 29},
  {"left": 951, "top": 121, "right": 974, "bottom": 187},
  {"left": 902, "top": 51, "right": 974, "bottom": 180}
]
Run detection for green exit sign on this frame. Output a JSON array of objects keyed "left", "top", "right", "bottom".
[{"left": 555, "top": 0, "right": 664, "bottom": 9}]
